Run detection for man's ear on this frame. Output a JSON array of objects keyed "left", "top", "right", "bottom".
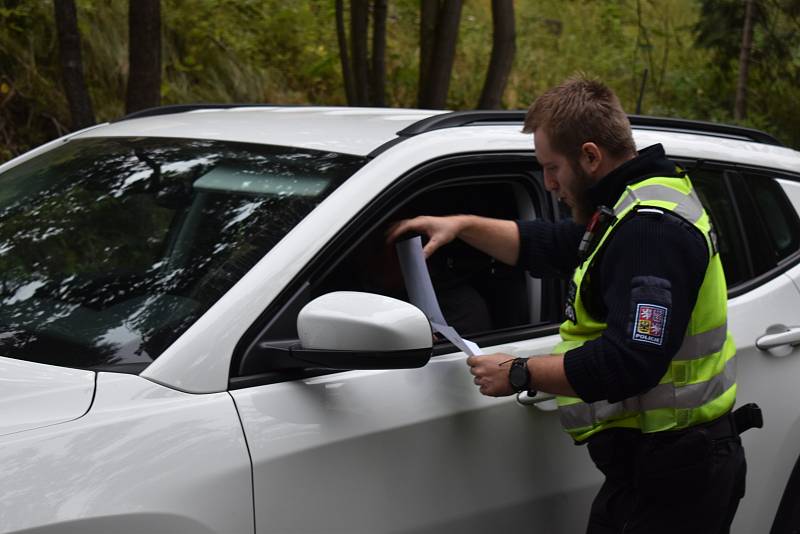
[{"left": 581, "top": 142, "right": 603, "bottom": 174}]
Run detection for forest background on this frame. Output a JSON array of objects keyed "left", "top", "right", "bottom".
[{"left": 1, "top": 0, "right": 799, "bottom": 165}]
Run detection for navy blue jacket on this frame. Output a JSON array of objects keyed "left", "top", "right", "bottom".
[{"left": 516, "top": 145, "right": 709, "bottom": 403}]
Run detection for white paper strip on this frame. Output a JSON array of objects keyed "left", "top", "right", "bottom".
[
  {"left": 396, "top": 236, "right": 483, "bottom": 356},
  {"left": 395, "top": 236, "right": 447, "bottom": 325},
  {"left": 431, "top": 322, "right": 482, "bottom": 357}
]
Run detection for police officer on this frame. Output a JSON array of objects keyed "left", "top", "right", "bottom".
[{"left": 387, "top": 76, "right": 747, "bottom": 533}]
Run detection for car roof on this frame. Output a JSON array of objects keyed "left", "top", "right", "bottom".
[
  {"left": 75, "top": 107, "right": 447, "bottom": 157},
  {"left": 74, "top": 106, "right": 800, "bottom": 174},
  {"left": 631, "top": 130, "right": 800, "bottom": 174}
]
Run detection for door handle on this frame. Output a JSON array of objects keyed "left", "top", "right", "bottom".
[
  {"left": 516, "top": 390, "right": 557, "bottom": 411},
  {"left": 756, "top": 325, "right": 800, "bottom": 350}
]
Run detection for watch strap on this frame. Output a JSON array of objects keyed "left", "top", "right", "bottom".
[{"left": 509, "top": 357, "right": 529, "bottom": 392}]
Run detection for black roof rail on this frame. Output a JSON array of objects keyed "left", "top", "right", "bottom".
[
  {"left": 396, "top": 110, "right": 525, "bottom": 136},
  {"left": 627, "top": 114, "right": 783, "bottom": 146},
  {"left": 396, "top": 110, "right": 784, "bottom": 147}
]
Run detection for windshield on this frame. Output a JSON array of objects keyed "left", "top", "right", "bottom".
[{"left": 0, "top": 137, "right": 365, "bottom": 371}]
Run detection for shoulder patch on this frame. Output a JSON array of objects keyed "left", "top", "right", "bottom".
[{"left": 632, "top": 303, "right": 669, "bottom": 346}]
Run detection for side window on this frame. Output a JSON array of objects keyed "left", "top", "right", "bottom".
[
  {"left": 739, "top": 173, "right": 800, "bottom": 264},
  {"left": 691, "top": 169, "right": 750, "bottom": 287},
  {"left": 691, "top": 165, "right": 800, "bottom": 292},
  {"left": 234, "top": 159, "right": 560, "bottom": 378},
  {"left": 311, "top": 180, "right": 542, "bottom": 337}
]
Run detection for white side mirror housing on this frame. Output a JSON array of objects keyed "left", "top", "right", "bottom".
[
  {"left": 249, "top": 291, "right": 432, "bottom": 371},
  {"left": 298, "top": 291, "right": 432, "bottom": 352}
]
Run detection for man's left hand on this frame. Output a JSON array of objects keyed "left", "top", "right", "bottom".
[{"left": 466, "top": 353, "right": 516, "bottom": 397}]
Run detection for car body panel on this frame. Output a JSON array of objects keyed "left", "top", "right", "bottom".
[
  {"left": 727, "top": 170, "right": 800, "bottom": 531},
  {"left": 0, "top": 372, "right": 253, "bottom": 534},
  {"left": 633, "top": 129, "right": 800, "bottom": 174},
  {"left": 0, "top": 357, "right": 95, "bottom": 437},
  {"left": 779, "top": 178, "right": 800, "bottom": 210},
  {"left": 727, "top": 266, "right": 800, "bottom": 533},
  {"left": 232, "top": 332, "right": 601, "bottom": 534}
]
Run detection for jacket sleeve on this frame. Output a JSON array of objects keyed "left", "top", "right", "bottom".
[
  {"left": 562, "top": 212, "right": 709, "bottom": 403},
  {"left": 515, "top": 219, "right": 584, "bottom": 278}
]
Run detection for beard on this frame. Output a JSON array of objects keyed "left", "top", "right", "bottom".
[{"left": 568, "top": 162, "right": 596, "bottom": 225}]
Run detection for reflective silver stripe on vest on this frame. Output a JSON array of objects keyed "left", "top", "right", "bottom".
[
  {"left": 614, "top": 185, "right": 704, "bottom": 223},
  {"left": 559, "top": 356, "right": 736, "bottom": 429},
  {"left": 674, "top": 323, "right": 728, "bottom": 361}
]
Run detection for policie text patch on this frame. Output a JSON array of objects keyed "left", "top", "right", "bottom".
[{"left": 632, "top": 303, "right": 669, "bottom": 346}]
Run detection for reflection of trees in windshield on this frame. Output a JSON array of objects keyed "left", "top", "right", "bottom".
[{"left": 0, "top": 138, "right": 364, "bottom": 370}]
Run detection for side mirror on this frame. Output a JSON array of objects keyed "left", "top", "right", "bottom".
[{"left": 256, "top": 292, "right": 433, "bottom": 371}]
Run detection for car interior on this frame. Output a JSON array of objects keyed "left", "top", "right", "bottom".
[
  {"left": 235, "top": 169, "right": 567, "bottom": 378},
  {"left": 312, "top": 181, "right": 537, "bottom": 336}
]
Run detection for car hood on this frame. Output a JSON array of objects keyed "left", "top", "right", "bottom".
[{"left": 0, "top": 357, "right": 95, "bottom": 437}]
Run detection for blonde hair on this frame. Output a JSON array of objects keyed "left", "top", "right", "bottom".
[{"left": 523, "top": 75, "right": 636, "bottom": 160}]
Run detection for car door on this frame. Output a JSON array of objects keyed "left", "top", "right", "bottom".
[
  {"left": 691, "top": 166, "right": 800, "bottom": 533},
  {"left": 229, "top": 154, "right": 601, "bottom": 534}
]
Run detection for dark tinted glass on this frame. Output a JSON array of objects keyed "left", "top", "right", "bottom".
[
  {"left": 728, "top": 172, "right": 784, "bottom": 277},
  {"left": 690, "top": 169, "right": 750, "bottom": 287},
  {"left": 741, "top": 173, "right": 800, "bottom": 264},
  {"left": 0, "top": 137, "right": 364, "bottom": 370}
]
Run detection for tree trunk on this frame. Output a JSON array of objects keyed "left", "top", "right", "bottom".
[
  {"left": 735, "top": 0, "right": 755, "bottom": 121},
  {"left": 419, "top": 0, "right": 463, "bottom": 109},
  {"left": 350, "top": 0, "right": 369, "bottom": 106},
  {"left": 126, "top": 0, "right": 161, "bottom": 114},
  {"left": 336, "top": 0, "right": 357, "bottom": 106},
  {"left": 53, "top": 0, "right": 95, "bottom": 130},
  {"left": 370, "top": 0, "right": 388, "bottom": 106},
  {"left": 418, "top": 0, "right": 438, "bottom": 107},
  {"left": 477, "top": 0, "right": 515, "bottom": 109}
]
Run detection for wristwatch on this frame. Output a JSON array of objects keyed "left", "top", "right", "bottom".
[{"left": 509, "top": 357, "right": 536, "bottom": 396}]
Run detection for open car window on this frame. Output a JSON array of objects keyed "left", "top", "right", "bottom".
[
  {"left": 235, "top": 158, "right": 564, "bottom": 380},
  {"left": 311, "top": 181, "right": 539, "bottom": 338}
]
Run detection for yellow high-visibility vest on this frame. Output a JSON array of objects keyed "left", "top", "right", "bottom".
[{"left": 555, "top": 174, "right": 736, "bottom": 442}]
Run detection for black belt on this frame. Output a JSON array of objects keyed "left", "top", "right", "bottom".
[
  {"left": 694, "top": 411, "right": 739, "bottom": 441},
  {"left": 579, "top": 404, "right": 763, "bottom": 446},
  {"left": 681, "top": 403, "right": 763, "bottom": 441}
]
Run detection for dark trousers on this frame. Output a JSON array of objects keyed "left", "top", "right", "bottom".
[{"left": 585, "top": 416, "right": 747, "bottom": 534}]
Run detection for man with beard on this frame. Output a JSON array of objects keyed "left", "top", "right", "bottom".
[{"left": 387, "top": 76, "right": 746, "bottom": 533}]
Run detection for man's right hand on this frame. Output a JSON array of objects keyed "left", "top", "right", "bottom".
[
  {"left": 385, "top": 215, "right": 464, "bottom": 258},
  {"left": 387, "top": 214, "right": 520, "bottom": 266}
]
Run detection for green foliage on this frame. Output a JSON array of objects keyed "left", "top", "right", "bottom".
[
  {"left": 1, "top": 0, "right": 799, "bottom": 163},
  {"left": 693, "top": 0, "right": 800, "bottom": 147},
  {"left": 0, "top": 1, "right": 68, "bottom": 161},
  {"left": 159, "top": 0, "right": 343, "bottom": 104}
]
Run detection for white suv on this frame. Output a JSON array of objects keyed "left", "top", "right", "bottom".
[{"left": 1, "top": 106, "right": 799, "bottom": 534}]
